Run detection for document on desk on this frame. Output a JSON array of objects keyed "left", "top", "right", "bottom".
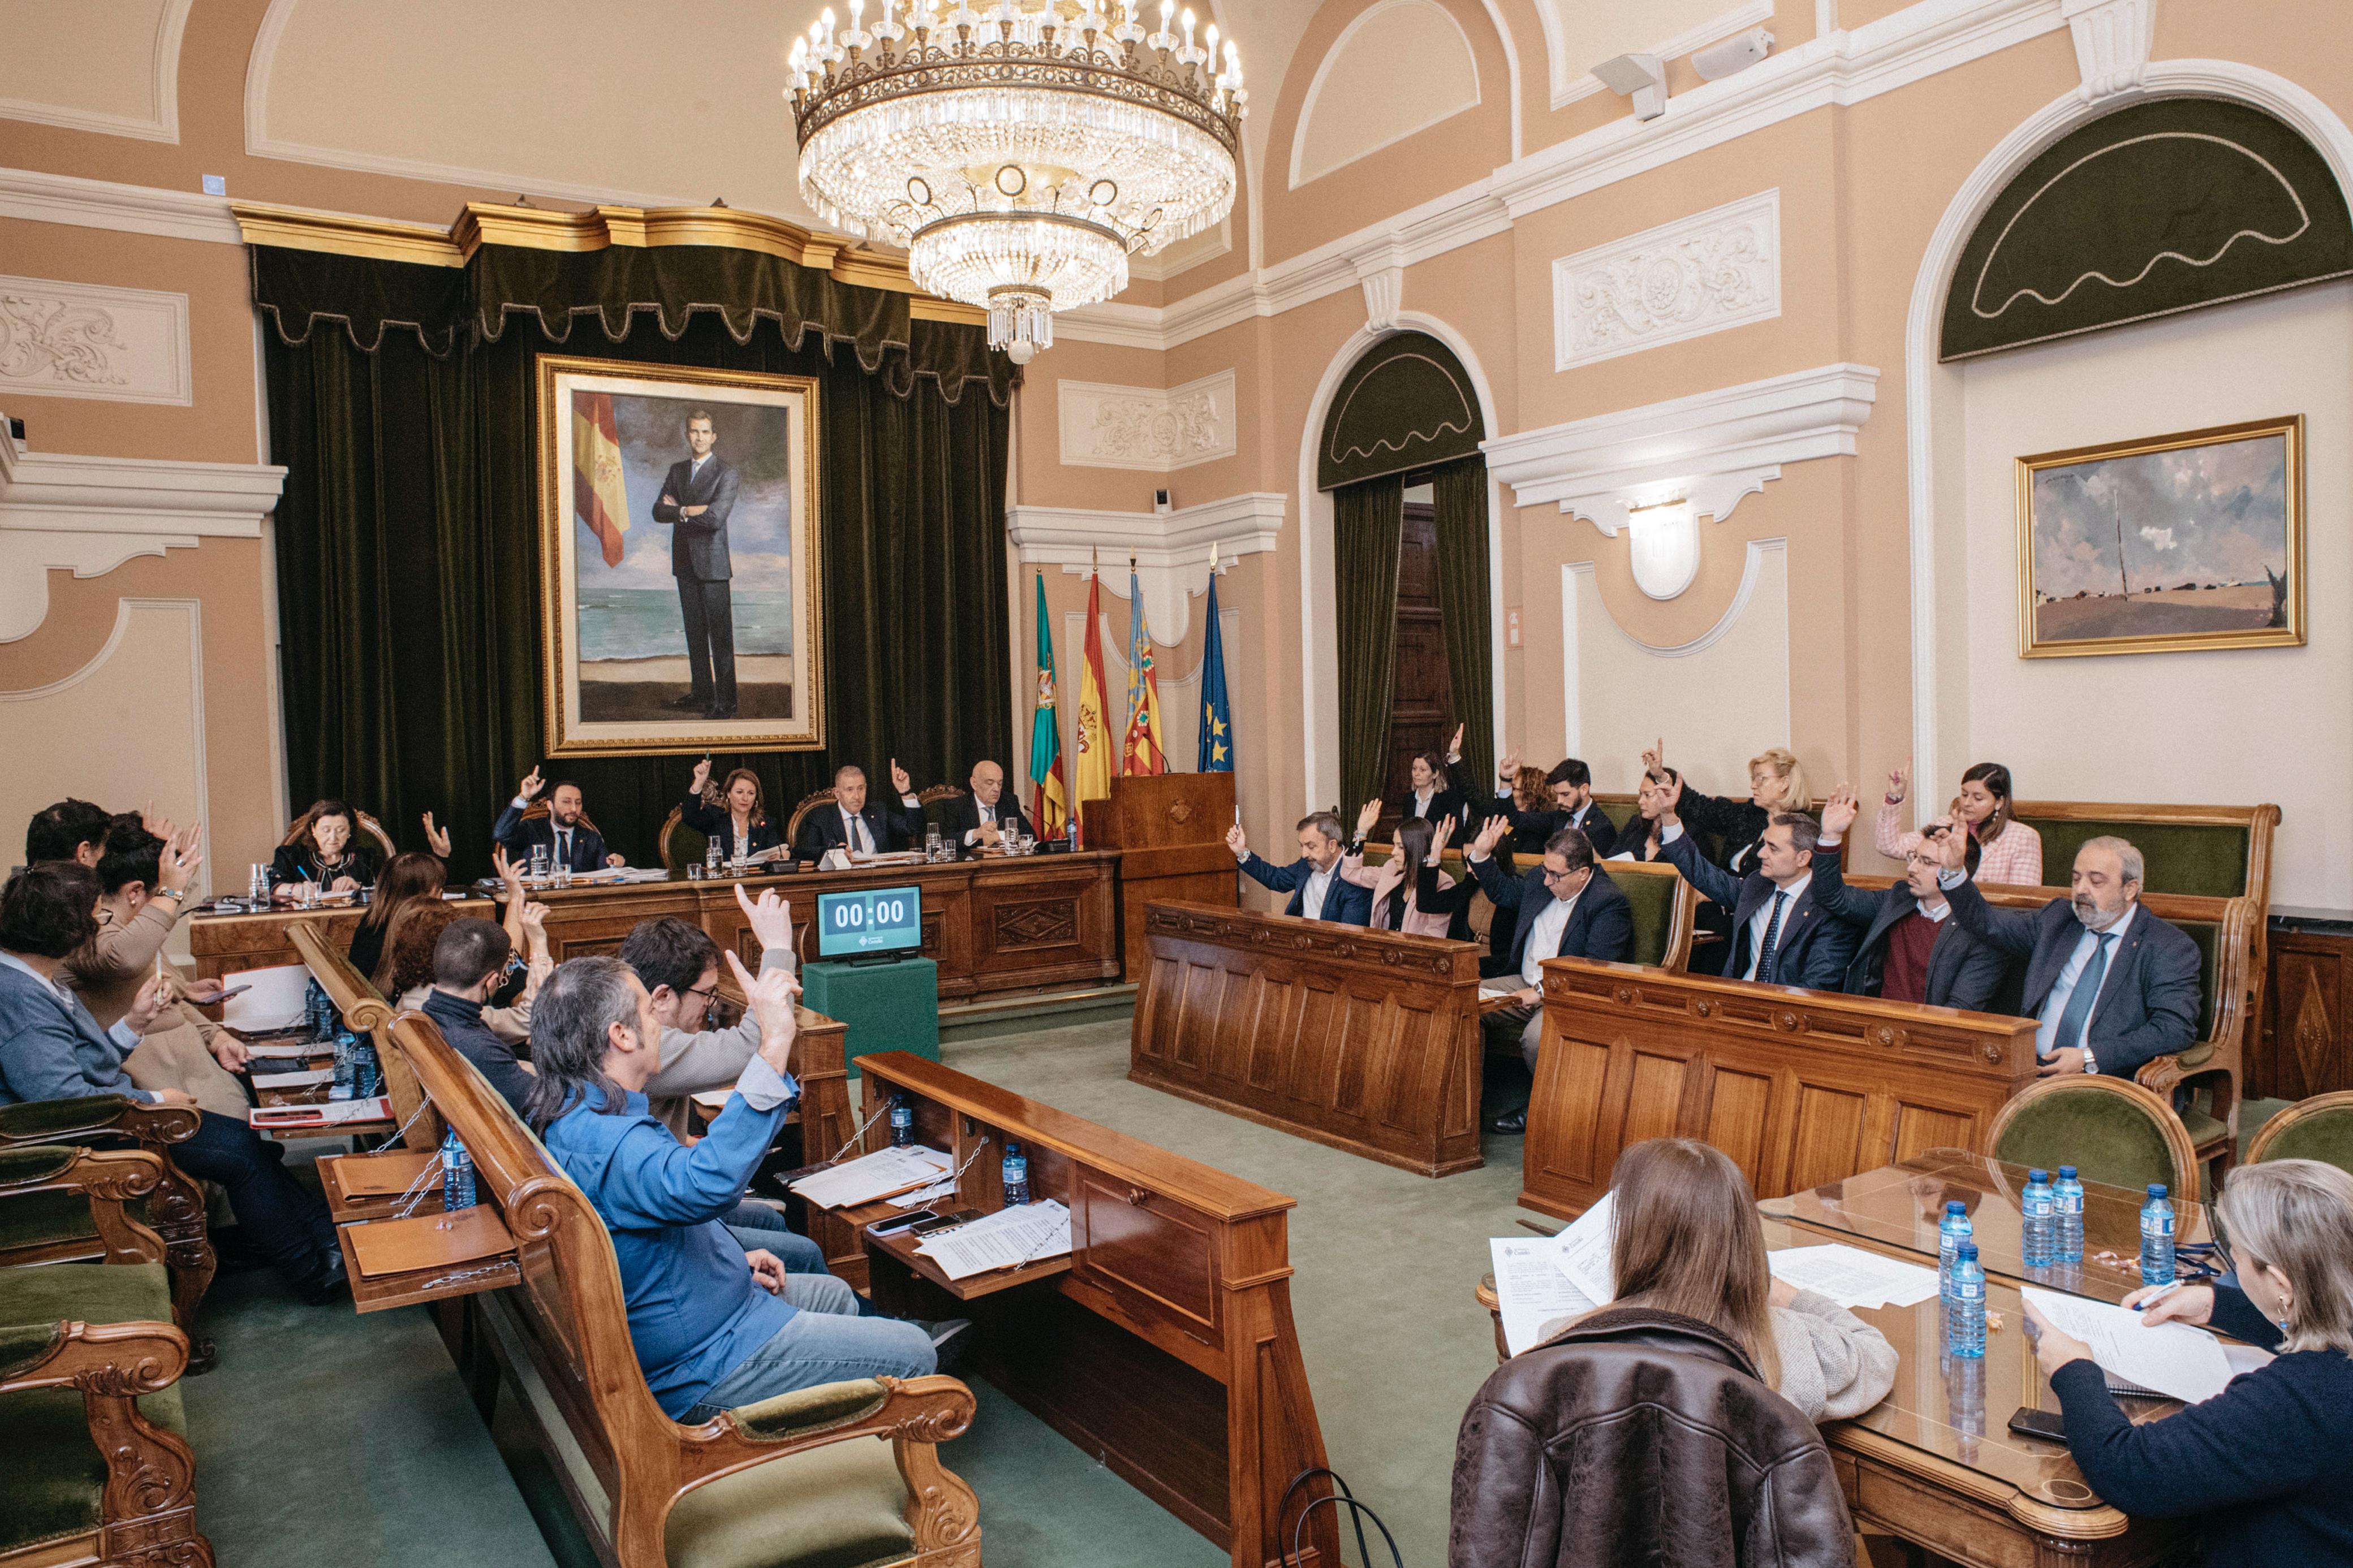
[
  {"left": 1769, "top": 1245, "right": 1942, "bottom": 1310},
  {"left": 887, "top": 1179, "right": 957, "bottom": 1209},
  {"left": 2020, "top": 1287, "right": 2242, "bottom": 1405},
  {"left": 917, "top": 1200, "right": 1071, "bottom": 1280},
  {"left": 222, "top": 965, "right": 311, "bottom": 1031},
  {"left": 1478, "top": 978, "right": 1525, "bottom": 1000},
  {"left": 244, "top": 1039, "right": 320, "bottom": 1060},
  {"left": 251, "top": 1066, "right": 334, "bottom": 1089},
  {"left": 787, "top": 1146, "right": 953, "bottom": 1208},
  {"left": 1490, "top": 1237, "right": 1601, "bottom": 1356}
]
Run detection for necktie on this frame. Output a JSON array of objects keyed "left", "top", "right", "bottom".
[
  {"left": 2051, "top": 932, "right": 2116, "bottom": 1056},
  {"left": 1755, "top": 891, "right": 1790, "bottom": 982},
  {"left": 557, "top": 830, "right": 570, "bottom": 866},
  {"left": 850, "top": 813, "right": 870, "bottom": 854}
]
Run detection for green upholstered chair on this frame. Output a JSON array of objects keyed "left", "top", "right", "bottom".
[
  {"left": 0, "top": 1147, "right": 206, "bottom": 1568},
  {"left": 1607, "top": 862, "right": 1693, "bottom": 971},
  {"left": 1988, "top": 1075, "right": 2203, "bottom": 1205},
  {"left": 2244, "top": 1091, "right": 2353, "bottom": 1176},
  {"left": 0, "top": 1097, "right": 215, "bottom": 1362},
  {"left": 660, "top": 805, "right": 707, "bottom": 874}
]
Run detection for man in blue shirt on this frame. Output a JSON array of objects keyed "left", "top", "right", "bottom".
[{"left": 528, "top": 950, "right": 954, "bottom": 1422}]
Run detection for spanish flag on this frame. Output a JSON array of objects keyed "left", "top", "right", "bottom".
[
  {"left": 1028, "top": 572, "right": 1069, "bottom": 841},
  {"left": 572, "top": 391, "right": 628, "bottom": 568},
  {"left": 1074, "top": 569, "right": 1114, "bottom": 838}
]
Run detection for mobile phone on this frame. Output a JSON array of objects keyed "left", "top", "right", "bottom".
[
  {"left": 911, "top": 1208, "right": 981, "bottom": 1237},
  {"left": 2006, "top": 1406, "right": 2069, "bottom": 1442},
  {"left": 216, "top": 984, "right": 252, "bottom": 1000},
  {"left": 868, "top": 1210, "right": 934, "bottom": 1237}
]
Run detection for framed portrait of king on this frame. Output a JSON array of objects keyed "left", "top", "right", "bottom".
[{"left": 536, "top": 356, "right": 824, "bottom": 755}]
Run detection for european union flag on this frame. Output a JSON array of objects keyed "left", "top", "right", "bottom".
[{"left": 1197, "top": 564, "right": 1233, "bottom": 772}]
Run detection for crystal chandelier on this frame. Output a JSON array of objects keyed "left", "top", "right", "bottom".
[{"left": 788, "top": 0, "right": 1246, "bottom": 363}]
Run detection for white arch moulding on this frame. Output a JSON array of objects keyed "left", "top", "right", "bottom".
[
  {"left": 1902, "top": 57, "right": 2353, "bottom": 819},
  {"left": 1295, "top": 309, "right": 1509, "bottom": 814}
]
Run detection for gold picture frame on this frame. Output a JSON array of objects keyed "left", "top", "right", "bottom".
[
  {"left": 536, "top": 355, "right": 824, "bottom": 755},
  {"left": 2017, "top": 414, "right": 2304, "bottom": 659}
]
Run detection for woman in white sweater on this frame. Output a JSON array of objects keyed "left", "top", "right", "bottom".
[{"left": 1598, "top": 1137, "right": 1898, "bottom": 1422}]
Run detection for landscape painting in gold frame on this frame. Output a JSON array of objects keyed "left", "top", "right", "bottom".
[
  {"left": 2017, "top": 415, "right": 2303, "bottom": 659},
  {"left": 536, "top": 355, "right": 823, "bottom": 756}
]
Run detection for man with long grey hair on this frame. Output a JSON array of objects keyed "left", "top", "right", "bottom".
[
  {"left": 527, "top": 952, "right": 959, "bottom": 1422},
  {"left": 1934, "top": 828, "right": 2200, "bottom": 1079}
]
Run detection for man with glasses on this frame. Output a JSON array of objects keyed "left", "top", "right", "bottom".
[{"left": 1461, "top": 819, "right": 1634, "bottom": 1134}]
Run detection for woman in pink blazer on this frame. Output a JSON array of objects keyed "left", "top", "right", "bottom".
[
  {"left": 1877, "top": 760, "right": 2044, "bottom": 884},
  {"left": 1340, "top": 805, "right": 1460, "bottom": 936}
]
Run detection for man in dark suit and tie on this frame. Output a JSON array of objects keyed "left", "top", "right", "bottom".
[
  {"left": 1809, "top": 786, "right": 2010, "bottom": 1009},
  {"left": 793, "top": 762, "right": 925, "bottom": 862},
  {"left": 650, "top": 408, "right": 742, "bottom": 720},
  {"left": 940, "top": 761, "right": 1027, "bottom": 854},
  {"left": 1933, "top": 826, "right": 2200, "bottom": 1079},
  {"left": 1656, "top": 775, "right": 1856, "bottom": 993},
  {"left": 1226, "top": 812, "right": 1373, "bottom": 926},
  {"left": 493, "top": 767, "right": 624, "bottom": 872},
  {"left": 1459, "top": 819, "right": 1634, "bottom": 1133},
  {"left": 1489, "top": 747, "right": 1619, "bottom": 858}
]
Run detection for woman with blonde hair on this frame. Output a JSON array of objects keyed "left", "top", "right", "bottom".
[
  {"left": 1641, "top": 741, "right": 1811, "bottom": 877},
  {"left": 2026, "top": 1158, "right": 2353, "bottom": 1566},
  {"left": 681, "top": 758, "right": 780, "bottom": 862},
  {"left": 1602, "top": 1137, "right": 1895, "bottom": 1420}
]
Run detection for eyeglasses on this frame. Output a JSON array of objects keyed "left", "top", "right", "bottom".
[{"left": 681, "top": 982, "right": 725, "bottom": 1026}]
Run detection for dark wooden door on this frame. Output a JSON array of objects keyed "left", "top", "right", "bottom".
[{"left": 1382, "top": 501, "right": 1455, "bottom": 814}]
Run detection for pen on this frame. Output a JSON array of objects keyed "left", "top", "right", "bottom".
[{"left": 2135, "top": 1280, "right": 2184, "bottom": 1309}]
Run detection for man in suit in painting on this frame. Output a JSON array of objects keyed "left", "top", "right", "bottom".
[{"left": 652, "top": 408, "right": 742, "bottom": 720}]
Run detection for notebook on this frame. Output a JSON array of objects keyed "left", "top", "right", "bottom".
[{"left": 346, "top": 1206, "right": 514, "bottom": 1278}]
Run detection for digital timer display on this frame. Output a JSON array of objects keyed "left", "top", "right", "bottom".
[{"left": 814, "top": 885, "right": 922, "bottom": 959}]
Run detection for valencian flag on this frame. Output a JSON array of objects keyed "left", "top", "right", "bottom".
[
  {"left": 571, "top": 391, "right": 629, "bottom": 567},
  {"left": 1197, "top": 558, "right": 1232, "bottom": 773},
  {"left": 1027, "top": 572, "right": 1069, "bottom": 840},
  {"left": 1122, "top": 567, "right": 1168, "bottom": 774},
  {"left": 1074, "top": 567, "right": 1115, "bottom": 834}
]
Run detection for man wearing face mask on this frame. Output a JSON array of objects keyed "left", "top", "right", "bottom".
[
  {"left": 1935, "top": 827, "right": 2200, "bottom": 1078},
  {"left": 617, "top": 885, "right": 799, "bottom": 1139},
  {"left": 1227, "top": 811, "right": 1373, "bottom": 926},
  {"left": 420, "top": 918, "right": 536, "bottom": 1114}
]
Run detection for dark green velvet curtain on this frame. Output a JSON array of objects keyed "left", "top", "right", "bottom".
[
  {"left": 1429, "top": 457, "right": 1494, "bottom": 792},
  {"left": 1333, "top": 476, "right": 1404, "bottom": 817},
  {"left": 260, "top": 247, "right": 1011, "bottom": 879}
]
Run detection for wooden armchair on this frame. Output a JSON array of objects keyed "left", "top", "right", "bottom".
[
  {"left": 785, "top": 788, "right": 838, "bottom": 853},
  {"left": 381, "top": 1010, "right": 983, "bottom": 1567},
  {"left": 1988, "top": 1074, "right": 2203, "bottom": 1204},
  {"left": 0, "top": 1142, "right": 208, "bottom": 1568},
  {"left": 283, "top": 803, "right": 398, "bottom": 863},
  {"left": 0, "top": 1096, "right": 216, "bottom": 1361}
]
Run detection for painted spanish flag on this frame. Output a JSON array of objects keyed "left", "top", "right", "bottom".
[
  {"left": 1074, "top": 569, "right": 1115, "bottom": 839},
  {"left": 572, "top": 391, "right": 629, "bottom": 568}
]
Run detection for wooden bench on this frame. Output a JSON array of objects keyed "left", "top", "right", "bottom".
[
  {"left": 0, "top": 1141, "right": 208, "bottom": 1568},
  {"left": 358, "top": 1009, "right": 982, "bottom": 1567}
]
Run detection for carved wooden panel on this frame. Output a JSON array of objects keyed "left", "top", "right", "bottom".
[
  {"left": 2257, "top": 925, "right": 2353, "bottom": 1100},
  {"left": 1131, "top": 901, "right": 1485, "bottom": 1177},
  {"left": 993, "top": 897, "right": 1079, "bottom": 951}
]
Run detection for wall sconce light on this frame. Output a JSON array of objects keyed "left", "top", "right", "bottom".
[
  {"left": 1593, "top": 51, "right": 1667, "bottom": 120},
  {"left": 1624, "top": 495, "right": 1699, "bottom": 600}
]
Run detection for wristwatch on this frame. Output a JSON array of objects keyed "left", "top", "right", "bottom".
[{"left": 2080, "top": 1046, "right": 2098, "bottom": 1075}]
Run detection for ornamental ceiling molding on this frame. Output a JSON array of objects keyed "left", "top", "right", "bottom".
[
  {"left": 1552, "top": 188, "right": 1781, "bottom": 371},
  {"left": 0, "top": 275, "right": 192, "bottom": 407},
  {"left": 0, "top": 416, "right": 286, "bottom": 642},
  {"left": 1481, "top": 361, "right": 1879, "bottom": 533},
  {"left": 1056, "top": 370, "right": 1238, "bottom": 472},
  {"left": 223, "top": 201, "right": 987, "bottom": 325},
  {"left": 1008, "top": 489, "right": 1283, "bottom": 642},
  {"left": 0, "top": 0, "right": 193, "bottom": 143}
]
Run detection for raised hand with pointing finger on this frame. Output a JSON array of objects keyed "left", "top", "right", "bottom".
[
  {"left": 890, "top": 758, "right": 913, "bottom": 796},
  {"left": 518, "top": 767, "right": 545, "bottom": 803}
]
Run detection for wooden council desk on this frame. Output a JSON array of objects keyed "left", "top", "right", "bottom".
[
  {"left": 186, "top": 852, "right": 1123, "bottom": 999},
  {"left": 1130, "top": 900, "right": 1484, "bottom": 1176},
  {"left": 1476, "top": 1206, "right": 2198, "bottom": 1568},
  {"left": 851, "top": 1051, "right": 1336, "bottom": 1568},
  {"left": 1522, "top": 958, "right": 2041, "bottom": 1219}
]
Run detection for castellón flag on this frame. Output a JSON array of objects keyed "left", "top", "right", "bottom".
[
  {"left": 1028, "top": 572, "right": 1069, "bottom": 840},
  {"left": 1074, "top": 569, "right": 1115, "bottom": 830},
  {"left": 572, "top": 391, "right": 629, "bottom": 567}
]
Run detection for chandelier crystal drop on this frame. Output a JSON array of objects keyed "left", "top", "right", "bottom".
[{"left": 788, "top": 0, "right": 1246, "bottom": 363}]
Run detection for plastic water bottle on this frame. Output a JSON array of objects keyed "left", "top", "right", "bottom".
[
  {"left": 1946, "top": 1241, "right": 1986, "bottom": 1358},
  {"left": 1001, "top": 1142, "right": 1031, "bottom": 1207},
  {"left": 329, "top": 1029, "right": 356, "bottom": 1100},
  {"left": 351, "top": 1038, "right": 381, "bottom": 1100},
  {"left": 1938, "top": 1200, "right": 1972, "bottom": 1294},
  {"left": 441, "top": 1128, "right": 476, "bottom": 1212},
  {"left": 889, "top": 1094, "right": 914, "bottom": 1148},
  {"left": 2140, "top": 1183, "right": 2176, "bottom": 1286},
  {"left": 305, "top": 979, "right": 334, "bottom": 1042},
  {"left": 2055, "top": 1166, "right": 2085, "bottom": 1264},
  {"left": 705, "top": 840, "right": 721, "bottom": 877},
  {"left": 2021, "top": 1169, "right": 2055, "bottom": 1268},
  {"left": 1066, "top": 819, "right": 1079, "bottom": 852}
]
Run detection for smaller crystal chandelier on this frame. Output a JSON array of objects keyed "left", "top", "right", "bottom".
[{"left": 788, "top": 0, "right": 1246, "bottom": 362}]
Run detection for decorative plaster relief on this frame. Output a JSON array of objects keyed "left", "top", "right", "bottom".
[
  {"left": 1553, "top": 190, "right": 1781, "bottom": 372},
  {"left": 1011, "top": 490, "right": 1282, "bottom": 644},
  {"left": 1055, "top": 371, "right": 1238, "bottom": 472},
  {"left": 2063, "top": 0, "right": 2154, "bottom": 101},
  {"left": 0, "top": 275, "right": 191, "bottom": 405}
]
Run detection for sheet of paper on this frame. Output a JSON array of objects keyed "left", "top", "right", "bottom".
[
  {"left": 221, "top": 964, "right": 311, "bottom": 1031},
  {"left": 889, "top": 1179, "right": 957, "bottom": 1209},
  {"left": 1769, "top": 1245, "right": 1942, "bottom": 1310},
  {"left": 252, "top": 1066, "right": 334, "bottom": 1088},
  {"left": 2021, "top": 1287, "right": 2240, "bottom": 1405},
  {"left": 690, "top": 1088, "right": 733, "bottom": 1109},
  {"left": 1552, "top": 1191, "right": 1616, "bottom": 1307},
  {"left": 1490, "top": 1236, "right": 1601, "bottom": 1356},
  {"left": 243, "top": 1040, "right": 319, "bottom": 1060},
  {"left": 787, "top": 1146, "right": 953, "bottom": 1208},
  {"left": 916, "top": 1200, "right": 1071, "bottom": 1280},
  {"left": 248, "top": 1095, "right": 391, "bottom": 1129}
]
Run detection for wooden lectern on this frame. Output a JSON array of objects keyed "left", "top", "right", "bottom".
[{"left": 1086, "top": 772, "right": 1238, "bottom": 980}]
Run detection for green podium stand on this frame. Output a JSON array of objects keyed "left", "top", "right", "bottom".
[{"left": 800, "top": 957, "right": 941, "bottom": 1081}]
